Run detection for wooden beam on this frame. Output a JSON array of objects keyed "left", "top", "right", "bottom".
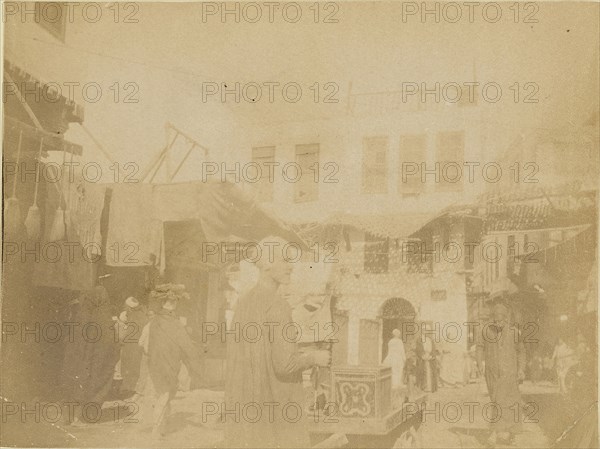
[
  {"left": 149, "top": 151, "right": 168, "bottom": 183},
  {"left": 4, "top": 116, "right": 83, "bottom": 156}
]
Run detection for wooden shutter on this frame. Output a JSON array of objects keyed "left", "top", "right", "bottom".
[
  {"left": 362, "top": 137, "right": 388, "bottom": 194},
  {"left": 399, "top": 134, "right": 426, "bottom": 195},
  {"left": 251, "top": 146, "right": 276, "bottom": 201},
  {"left": 435, "top": 131, "right": 464, "bottom": 192},
  {"left": 295, "top": 144, "right": 319, "bottom": 202}
]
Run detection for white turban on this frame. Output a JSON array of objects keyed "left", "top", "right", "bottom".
[
  {"left": 254, "top": 236, "right": 291, "bottom": 270},
  {"left": 125, "top": 297, "right": 139, "bottom": 308}
]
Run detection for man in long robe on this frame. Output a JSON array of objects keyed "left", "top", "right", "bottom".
[
  {"left": 225, "top": 237, "right": 331, "bottom": 448},
  {"left": 477, "top": 302, "right": 525, "bottom": 446},
  {"left": 146, "top": 284, "right": 202, "bottom": 438},
  {"left": 416, "top": 326, "right": 438, "bottom": 393}
]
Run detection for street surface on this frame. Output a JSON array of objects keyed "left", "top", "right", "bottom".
[{"left": 3, "top": 381, "right": 566, "bottom": 448}]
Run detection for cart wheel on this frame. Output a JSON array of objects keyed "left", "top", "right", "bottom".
[{"left": 393, "top": 425, "right": 421, "bottom": 448}]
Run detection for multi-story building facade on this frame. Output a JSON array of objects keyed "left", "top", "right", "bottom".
[{"left": 222, "top": 88, "right": 500, "bottom": 381}]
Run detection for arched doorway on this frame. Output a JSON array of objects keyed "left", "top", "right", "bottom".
[{"left": 380, "top": 298, "right": 416, "bottom": 360}]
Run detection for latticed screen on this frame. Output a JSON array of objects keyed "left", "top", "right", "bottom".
[{"left": 364, "top": 232, "right": 389, "bottom": 273}]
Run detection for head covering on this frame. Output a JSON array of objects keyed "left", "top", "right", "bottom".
[
  {"left": 149, "top": 283, "right": 189, "bottom": 304},
  {"left": 491, "top": 300, "right": 514, "bottom": 326},
  {"left": 255, "top": 236, "right": 290, "bottom": 270},
  {"left": 392, "top": 328, "right": 401, "bottom": 338},
  {"left": 125, "top": 297, "right": 139, "bottom": 308},
  {"left": 488, "top": 288, "right": 508, "bottom": 302}
]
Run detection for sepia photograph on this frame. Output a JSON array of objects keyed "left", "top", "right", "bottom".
[{"left": 1, "top": 1, "right": 599, "bottom": 448}]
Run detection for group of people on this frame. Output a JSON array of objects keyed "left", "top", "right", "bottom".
[
  {"left": 383, "top": 327, "right": 439, "bottom": 394},
  {"left": 59, "top": 236, "right": 596, "bottom": 448},
  {"left": 382, "top": 301, "right": 527, "bottom": 447},
  {"left": 61, "top": 281, "right": 202, "bottom": 439},
  {"left": 527, "top": 334, "right": 591, "bottom": 394},
  {"left": 60, "top": 236, "right": 332, "bottom": 446}
]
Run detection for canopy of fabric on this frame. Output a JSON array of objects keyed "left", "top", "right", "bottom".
[
  {"left": 105, "top": 181, "right": 306, "bottom": 268},
  {"left": 32, "top": 180, "right": 305, "bottom": 289},
  {"left": 516, "top": 224, "right": 593, "bottom": 262}
]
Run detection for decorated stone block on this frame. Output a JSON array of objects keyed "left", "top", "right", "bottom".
[{"left": 331, "top": 365, "right": 392, "bottom": 419}]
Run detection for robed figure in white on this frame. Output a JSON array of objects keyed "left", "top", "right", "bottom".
[{"left": 383, "top": 328, "right": 406, "bottom": 388}]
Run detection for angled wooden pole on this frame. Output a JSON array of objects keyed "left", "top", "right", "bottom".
[
  {"left": 169, "top": 142, "right": 197, "bottom": 182},
  {"left": 140, "top": 130, "right": 179, "bottom": 182}
]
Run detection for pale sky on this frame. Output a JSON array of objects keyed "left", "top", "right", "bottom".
[{"left": 4, "top": 2, "right": 599, "bottom": 179}]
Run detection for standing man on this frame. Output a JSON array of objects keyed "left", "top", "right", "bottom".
[
  {"left": 552, "top": 337, "right": 576, "bottom": 394},
  {"left": 416, "top": 323, "right": 438, "bottom": 393},
  {"left": 146, "top": 284, "right": 202, "bottom": 439},
  {"left": 476, "top": 301, "right": 526, "bottom": 447},
  {"left": 225, "top": 237, "right": 331, "bottom": 448}
]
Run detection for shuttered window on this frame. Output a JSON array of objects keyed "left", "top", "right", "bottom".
[
  {"left": 399, "top": 134, "right": 426, "bottom": 195},
  {"left": 435, "top": 131, "right": 464, "bottom": 192},
  {"left": 362, "top": 137, "right": 388, "bottom": 194},
  {"left": 251, "top": 146, "right": 275, "bottom": 201},
  {"left": 295, "top": 144, "right": 319, "bottom": 202}
]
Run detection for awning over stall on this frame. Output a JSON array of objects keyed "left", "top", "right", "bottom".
[
  {"left": 105, "top": 181, "right": 306, "bottom": 268},
  {"left": 325, "top": 211, "right": 439, "bottom": 240},
  {"left": 516, "top": 224, "right": 594, "bottom": 263},
  {"left": 32, "top": 180, "right": 306, "bottom": 289}
]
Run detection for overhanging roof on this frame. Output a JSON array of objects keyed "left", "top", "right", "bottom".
[
  {"left": 326, "top": 211, "right": 439, "bottom": 240},
  {"left": 4, "top": 116, "right": 83, "bottom": 156}
]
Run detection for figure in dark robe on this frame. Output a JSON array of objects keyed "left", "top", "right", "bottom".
[
  {"left": 416, "top": 326, "right": 438, "bottom": 393},
  {"left": 62, "top": 285, "right": 119, "bottom": 425},
  {"left": 225, "top": 237, "right": 331, "bottom": 448},
  {"left": 477, "top": 302, "right": 525, "bottom": 446}
]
